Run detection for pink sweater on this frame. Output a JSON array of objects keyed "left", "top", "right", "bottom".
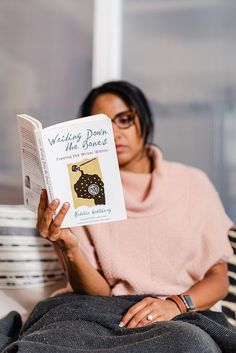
[{"left": 71, "top": 146, "right": 233, "bottom": 297}]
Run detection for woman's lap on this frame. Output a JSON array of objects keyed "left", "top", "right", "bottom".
[
  {"left": 1, "top": 293, "right": 234, "bottom": 353},
  {"left": 152, "top": 320, "right": 222, "bottom": 353}
]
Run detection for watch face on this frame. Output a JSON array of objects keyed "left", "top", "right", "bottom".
[{"left": 180, "top": 295, "right": 195, "bottom": 311}]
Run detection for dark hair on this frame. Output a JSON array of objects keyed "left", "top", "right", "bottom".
[{"left": 78, "top": 80, "right": 154, "bottom": 144}]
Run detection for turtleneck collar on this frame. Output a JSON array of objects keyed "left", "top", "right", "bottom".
[{"left": 120, "top": 145, "right": 184, "bottom": 217}]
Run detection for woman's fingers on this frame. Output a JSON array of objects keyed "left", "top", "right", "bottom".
[
  {"left": 126, "top": 306, "right": 158, "bottom": 328},
  {"left": 119, "top": 297, "right": 152, "bottom": 327},
  {"left": 38, "top": 198, "right": 60, "bottom": 237},
  {"left": 49, "top": 202, "right": 70, "bottom": 241},
  {"left": 36, "top": 189, "right": 47, "bottom": 229},
  {"left": 37, "top": 192, "right": 71, "bottom": 246}
]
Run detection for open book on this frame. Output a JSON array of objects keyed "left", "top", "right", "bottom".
[{"left": 17, "top": 114, "right": 127, "bottom": 228}]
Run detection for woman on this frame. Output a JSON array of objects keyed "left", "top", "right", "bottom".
[{"left": 7, "top": 81, "right": 235, "bottom": 352}]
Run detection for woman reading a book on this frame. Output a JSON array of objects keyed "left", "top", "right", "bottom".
[{"left": 16, "top": 81, "right": 236, "bottom": 352}]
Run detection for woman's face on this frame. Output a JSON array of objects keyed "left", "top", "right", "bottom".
[{"left": 90, "top": 93, "right": 146, "bottom": 170}]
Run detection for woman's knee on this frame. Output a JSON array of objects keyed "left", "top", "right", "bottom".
[{"left": 164, "top": 321, "right": 221, "bottom": 353}]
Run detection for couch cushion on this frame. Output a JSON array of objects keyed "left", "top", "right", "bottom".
[
  {"left": 0, "top": 205, "right": 66, "bottom": 320},
  {"left": 0, "top": 205, "right": 65, "bottom": 288}
]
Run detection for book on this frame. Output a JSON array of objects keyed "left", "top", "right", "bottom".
[{"left": 17, "top": 114, "right": 127, "bottom": 228}]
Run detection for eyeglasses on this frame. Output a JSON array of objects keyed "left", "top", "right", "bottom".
[{"left": 111, "top": 110, "right": 136, "bottom": 129}]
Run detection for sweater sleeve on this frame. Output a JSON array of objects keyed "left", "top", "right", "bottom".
[{"left": 193, "top": 171, "right": 234, "bottom": 277}]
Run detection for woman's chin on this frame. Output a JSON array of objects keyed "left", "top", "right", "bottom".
[{"left": 117, "top": 155, "right": 132, "bottom": 169}]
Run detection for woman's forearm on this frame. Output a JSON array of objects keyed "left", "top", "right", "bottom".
[
  {"left": 63, "top": 246, "right": 111, "bottom": 296},
  {"left": 36, "top": 194, "right": 111, "bottom": 296},
  {"left": 183, "top": 262, "right": 229, "bottom": 311}
]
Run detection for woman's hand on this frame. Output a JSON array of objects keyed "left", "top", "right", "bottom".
[
  {"left": 36, "top": 189, "right": 78, "bottom": 252},
  {"left": 119, "top": 296, "right": 181, "bottom": 328},
  {"left": 37, "top": 190, "right": 111, "bottom": 296}
]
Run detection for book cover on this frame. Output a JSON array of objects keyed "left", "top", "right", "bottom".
[{"left": 17, "top": 114, "right": 127, "bottom": 228}]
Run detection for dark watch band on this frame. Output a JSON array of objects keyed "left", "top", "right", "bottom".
[{"left": 179, "top": 294, "right": 196, "bottom": 312}]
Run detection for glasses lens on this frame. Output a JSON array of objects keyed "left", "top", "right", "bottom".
[{"left": 115, "top": 111, "right": 135, "bottom": 128}]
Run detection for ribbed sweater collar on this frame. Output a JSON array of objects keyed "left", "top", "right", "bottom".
[{"left": 120, "top": 145, "right": 184, "bottom": 217}]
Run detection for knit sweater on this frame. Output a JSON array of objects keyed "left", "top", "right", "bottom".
[{"left": 71, "top": 145, "right": 233, "bottom": 297}]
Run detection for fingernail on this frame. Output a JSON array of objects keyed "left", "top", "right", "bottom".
[
  {"left": 119, "top": 322, "right": 125, "bottom": 327},
  {"left": 53, "top": 198, "right": 60, "bottom": 205},
  {"left": 63, "top": 202, "right": 70, "bottom": 209}
]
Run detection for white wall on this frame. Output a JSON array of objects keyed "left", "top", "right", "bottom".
[
  {"left": 122, "top": 0, "right": 236, "bottom": 220},
  {"left": 0, "top": 0, "right": 94, "bottom": 202}
]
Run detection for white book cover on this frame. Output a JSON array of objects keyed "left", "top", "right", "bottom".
[{"left": 17, "top": 114, "right": 127, "bottom": 228}]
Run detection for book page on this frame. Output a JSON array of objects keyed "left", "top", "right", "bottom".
[
  {"left": 41, "top": 114, "right": 127, "bottom": 227},
  {"left": 17, "top": 115, "right": 45, "bottom": 213}
]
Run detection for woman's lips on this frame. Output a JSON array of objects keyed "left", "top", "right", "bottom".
[{"left": 115, "top": 144, "right": 127, "bottom": 153}]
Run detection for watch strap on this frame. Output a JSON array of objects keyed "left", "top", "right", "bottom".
[{"left": 165, "top": 295, "right": 187, "bottom": 314}]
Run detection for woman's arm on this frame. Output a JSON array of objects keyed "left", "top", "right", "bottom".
[
  {"left": 37, "top": 190, "right": 111, "bottom": 297},
  {"left": 119, "top": 262, "right": 229, "bottom": 328},
  {"left": 62, "top": 245, "right": 111, "bottom": 296},
  {"left": 181, "top": 261, "right": 229, "bottom": 311}
]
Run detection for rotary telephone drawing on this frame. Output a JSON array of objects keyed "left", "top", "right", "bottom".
[{"left": 71, "top": 158, "right": 105, "bottom": 205}]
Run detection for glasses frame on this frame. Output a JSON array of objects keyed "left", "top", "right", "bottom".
[{"left": 111, "top": 110, "right": 136, "bottom": 129}]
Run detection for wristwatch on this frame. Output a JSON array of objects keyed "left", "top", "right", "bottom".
[{"left": 179, "top": 294, "right": 195, "bottom": 312}]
